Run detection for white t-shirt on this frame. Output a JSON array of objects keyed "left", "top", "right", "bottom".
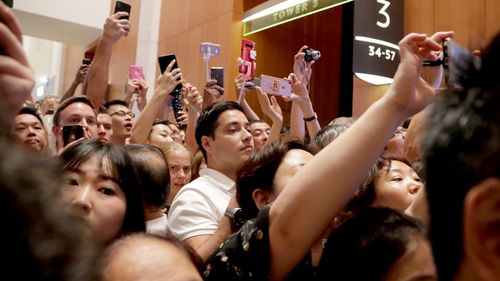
[
  {"left": 167, "top": 168, "right": 234, "bottom": 241},
  {"left": 145, "top": 214, "right": 168, "bottom": 237}
]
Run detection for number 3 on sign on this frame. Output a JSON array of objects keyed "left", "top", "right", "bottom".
[{"left": 377, "top": 0, "right": 391, "bottom": 28}]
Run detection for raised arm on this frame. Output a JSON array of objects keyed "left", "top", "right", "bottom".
[
  {"left": 255, "top": 87, "right": 283, "bottom": 143},
  {"left": 129, "top": 60, "right": 181, "bottom": 144},
  {"left": 82, "top": 12, "right": 130, "bottom": 108},
  {"left": 61, "top": 63, "right": 89, "bottom": 102},
  {"left": 235, "top": 73, "right": 260, "bottom": 121},
  {"left": 183, "top": 83, "right": 203, "bottom": 154},
  {"left": 268, "top": 33, "right": 441, "bottom": 280}
]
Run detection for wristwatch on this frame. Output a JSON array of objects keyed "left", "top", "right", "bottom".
[{"left": 225, "top": 207, "right": 247, "bottom": 228}]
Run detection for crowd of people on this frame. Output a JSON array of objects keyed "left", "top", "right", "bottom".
[{"left": 1, "top": 2, "right": 500, "bottom": 280}]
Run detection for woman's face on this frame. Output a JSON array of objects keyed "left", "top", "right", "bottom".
[
  {"left": 62, "top": 156, "right": 127, "bottom": 244},
  {"left": 373, "top": 160, "right": 423, "bottom": 211},
  {"left": 167, "top": 149, "right": 192, "bottom": 204},
  {"left": 383, "top": 238, "right": 436, "bottom": 281},
  {"left": 271, "top": 149, "right": 313, "bottom": 201}
]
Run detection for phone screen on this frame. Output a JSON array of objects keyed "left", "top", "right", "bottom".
[
  {"left": 158, "top": 54, "right": 182, "bottom": 93},
  {"left": 210, "top": 67, "right": 224, "bottom": 88},
  {"left": 114, "top": 1, "right": 131, "bottom": 20},
  {"left": 63, "top": 125, "right": 84, "bottom": 146}
]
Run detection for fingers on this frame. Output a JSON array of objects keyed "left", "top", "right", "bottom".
[
  {"left": 0, "top": 55, "right": 34, "bottom": 78},
  {"left": 0, "top": 2, "right": 23, "bottom": 43},
  {"left": 430, "top": 31, "right": 454, "bottom": 43},
  {"left": 0, "top": 22, "right": 29, "bottom": 66},
  {"left": 113, "top": 11, "right": 130, "bottom": 20},
  {"left": 166, "top": 59, "right": 176, "bottom": 73}
]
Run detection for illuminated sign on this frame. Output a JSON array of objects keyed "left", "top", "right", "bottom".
[
  {"left": 243, "top": 0, "right": 354, "bottom": 36},
  {"left": 353, "top": 0, "right": 404, "bottom": 85}
]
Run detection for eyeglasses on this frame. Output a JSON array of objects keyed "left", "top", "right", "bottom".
[{"left": 110, "top": 110, "right": 135, "bottom": 118}]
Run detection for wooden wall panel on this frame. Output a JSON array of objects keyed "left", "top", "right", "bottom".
[
  {"left": 62, "top": 44, "right": 87, "bottom": 95},
  {"left": 434, "top": 0, "right": 485, "bottom": 50},
  {"left": 485, "top": 0, "right": 500, "bottom": 43},
  {"left": 404, "top": 0, "right": 434, "bottom": 34}
]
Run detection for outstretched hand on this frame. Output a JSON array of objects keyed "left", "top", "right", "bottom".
[
  {"left": 102, "top": 12, "right": 130, "bottom": 43},
  {"left": 387, "top": 33, "right": 442, "bottom": 117}
]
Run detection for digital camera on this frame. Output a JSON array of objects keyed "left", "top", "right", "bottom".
[{"left": 303, "top": 47, "right": 321, "bottom": 62}]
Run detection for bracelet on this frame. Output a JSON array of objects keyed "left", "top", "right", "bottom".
[{"left": 303, "top": 114, "right": 317, "bottom": 122}]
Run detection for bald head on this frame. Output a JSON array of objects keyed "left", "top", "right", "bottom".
[{"left": 101, "top": 233, "right": 202, "bottom": 281}]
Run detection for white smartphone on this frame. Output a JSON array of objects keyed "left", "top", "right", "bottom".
[{"left": 259, "top": 75, "right": 291, "bottom": 97}]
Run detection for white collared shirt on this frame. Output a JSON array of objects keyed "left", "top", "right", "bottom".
[{"left": 167, "top": 168, "right": 235, "bottom": 241}]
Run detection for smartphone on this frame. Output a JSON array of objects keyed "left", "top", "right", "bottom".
[
  {"left": 210, "top": 67, "right": 224, "bottom": 88},
  {"left": 442, "top": 38, "right": 481, "bottom": 88},
  {"left": 1, "top": 0, "right": 13, "bottom": 8},
  {"left": 63, "top": 125, "right": 84, "bottom": 146},
  {"left": 200, "top": 42, "right": 221, "bottom": 58},
  {"left": 239, "top": 39, "right": 256, "bottom": 80},
  {"left": 114, "top": 1, "right": 131, "bottom": 20},
  {"left": 82, "top": 58, "right": 92, "bottom": 65},
  {"left": 129, "top": 65, "right": 145, "bottom": 80},
  {"left": 244, "top": 78, "right": 261, "bottom": 89},
  {"left": 260, "top": 75, "right": 291, "bottom": 97},
  {"left": 158, "top": 54, "right": 182, "bottom": 93}
]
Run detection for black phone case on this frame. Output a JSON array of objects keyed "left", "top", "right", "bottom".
[
  {"left": 158, "top": 54, "right": 182, "bottom": 93},
  {"left": 63, "top": 125, "right": 84, "bottom": 146},
  {"left": 114, "top": 1, "right": 131, "bottom": 20}
]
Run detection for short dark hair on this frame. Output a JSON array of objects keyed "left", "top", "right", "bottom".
[
  {"left": 16, "top": 106, "right": 44, "bottom": 126},
  {"left": 422, "top": 33, "right": 500, "bottom": 281},
  {"left": 236, "top": 139, "right": 308, "bottom": 219},
  {"left": 125, "top": 144, "right": 170, "bottom": 209},
  {"left": 103, "top": 99, "right": 129, "bottom": 111},
  {"left": 319, "top": 207, "right": 426, "bottom": 281},
  {"left": 59, "top": 140, "right": 146, "bottom": 238},
  {"left": 195, "top": 101, "right": 245, "bottom": 162},
  {"left": 53, "top": 96, "right": 96, "bottom": 126}
]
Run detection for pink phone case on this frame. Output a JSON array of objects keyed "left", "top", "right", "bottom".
[
  {"left": 259, "top": 75, "right": 291, "bottom": 97},
  {"left": 129, "top": 65, "right": 145, "bottom": 80}
]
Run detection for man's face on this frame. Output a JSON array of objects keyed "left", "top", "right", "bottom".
[
  {"left": 55, "top": 102, "right": 98, "bottom": 141},
  {"left": 97, "top": 113, "right": 113, "bottom": 144},
  {"left": 10, "top": 114, "right": 48, "bottom": 152},
  {"left": 204, "top": 110, "right": 254, "bottom": 171},
  {"left": 108, "top": 104, "right": 134, "bottom": 140},
  {"left": 251, "top": 121, "right": 271, "bottom": 150}
]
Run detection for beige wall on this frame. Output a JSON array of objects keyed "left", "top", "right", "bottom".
[
  {"left": 157, "top": 0, "right": 244, "bottom": 101},
  {"left": 353, "top": 0, "right": 500, "bottom": 116}
]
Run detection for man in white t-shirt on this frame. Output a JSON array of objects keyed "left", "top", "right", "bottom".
[{"left": 168, "top": 101, "right": 254, "bottom": 261}]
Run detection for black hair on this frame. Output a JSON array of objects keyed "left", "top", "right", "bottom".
[
  {"left": 319, "top": 207, "right": 427, "bottom": 281},
  {"left": 195, "top": 101, "right": 245, "bottom": 162},
  {"left": 236, "top": 139, "right": 308, "bottom": 219},
  {"left": 125, "top": 144, "right": 170, "bottom": 209},
  {"left": 53, "top": 96, "right": 96, "bottom": 126},
  {"left": 16, "top": 106, "right": 44, "bottom": 126},
  {"left": 422, "top": 31, "right": 500, "bottom": 281},
  {"left": 59, "top": 140, "right": 146, "bottom": 239},
  {"left": 103, "top": 99, "right": 129, "bottom": 110}
]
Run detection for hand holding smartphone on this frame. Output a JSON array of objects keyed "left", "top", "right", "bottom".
[
  {"left": 259, "top": 75, "right": 291, "bottom": 97},
  {"left": 129, "top": 65, "right": 145, "bottom": 80},
  {"left": 210, "top": 67, "right": 224, "bottom": 88},
  {"left": 158, "top": 54, "right": 182, "bottom": 93},
  {"left": 63, "top": 125, "right": 84, "bottom": 147},
  {"left": 114, "top": 1, "right": 131, "bottom": 20}
]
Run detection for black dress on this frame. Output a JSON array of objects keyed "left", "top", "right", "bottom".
[{"left": 204, "top": 206, "right": 317, "bottom": 281}]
